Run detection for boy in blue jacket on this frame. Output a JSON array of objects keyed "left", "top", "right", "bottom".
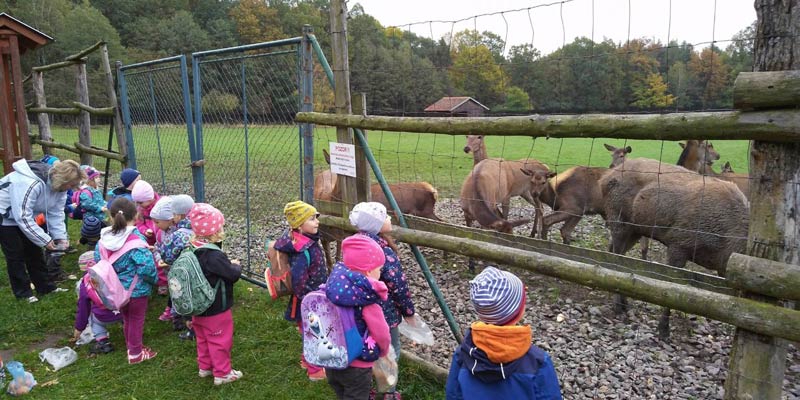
[{"left": 445, "top": 266, "right": 562, "bottom": 400}]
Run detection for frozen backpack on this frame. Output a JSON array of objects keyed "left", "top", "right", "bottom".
[
  {"left": 169, "top": 243, "right": 223, "bottom": 316},
  {"left": 300, "top": 287, "right": 367, "bottom": 370},
  {"left": 264, "top": 237, "right": 309, "bottom": 300},
  {"left": 69, "top": 188, "right": 91, "bottom": 220},
  {"left": 87, "top": 235, "right": 148, "bottom": 311}
]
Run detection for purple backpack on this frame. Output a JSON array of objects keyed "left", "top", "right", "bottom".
[{"left": 300, "top": 287, "right": 365, "bottom": 370}]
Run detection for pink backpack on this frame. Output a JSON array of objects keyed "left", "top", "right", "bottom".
[
  {"left": 87, "top": 235, "right": 148, "bottom": 311},
  {"left": 82, "top": 274, "right": 105, "bottom": 309}
]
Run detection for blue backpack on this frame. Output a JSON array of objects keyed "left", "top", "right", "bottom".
[{"left": 69, "top": 188, "right": 92, "bottom": 220}]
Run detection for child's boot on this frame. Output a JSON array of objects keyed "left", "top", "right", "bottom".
[
  {"left": 158, "top": 307, "right": 173, "bottom": 321},
  {"left": 213, "top": 369, "right": 243, "bottom": 385},
  {"left": 90, "top": 338, "right": 114, "bottom": 354},
  {"left": 128, "top": 347, "right": 158, "bottom": 364}
]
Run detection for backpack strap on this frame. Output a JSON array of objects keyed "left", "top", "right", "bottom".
[
  {"left": 97, "top": 234, "right": 148, "bottom": 298},
  {"left": 191, "top": 242, "right": 226, "bottom": 310}
]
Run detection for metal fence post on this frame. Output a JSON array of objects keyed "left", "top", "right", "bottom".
[
  {"left": 116, "top": 61, "right": 137, "bottom": 170},
  {"left": 191, "top": 54, "right": 205, "bottom": 202},
  {"left": 301, "top": 25, "right": 315, "bottom": 204},
  {"left": 179, "top": 56, "right": 200, "bottom": 200}
]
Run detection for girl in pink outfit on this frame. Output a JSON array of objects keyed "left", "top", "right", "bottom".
[
  {"left": 131, "top": 180, "right": 165, "bottom": 293},
  {"left": 323, "top": 234, "right": 391, "bottom": 399},
  {"left": 186, "top": 203, "right": 243, "bottom": 385}
]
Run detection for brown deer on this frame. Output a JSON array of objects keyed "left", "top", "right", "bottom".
[
  {"left": 700, "top": 161, "right": 750, "bottom": 199},
  {"left": 538, "top": 144, "right": 632, "bottom": 244},
  {"left": 599, "top": 158, "right": 749, "bottom": 339},
  {"left": 676, "top": 140, "right": 720, "bottom": 173},
  {"left": 463, "top": 135, "right": 489, "bottom": 166}
]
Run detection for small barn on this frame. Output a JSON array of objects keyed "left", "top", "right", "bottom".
[{"left": 424, "top": 96, "right": 489, "bottom": 117}]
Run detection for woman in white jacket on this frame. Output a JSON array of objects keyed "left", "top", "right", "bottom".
[{"left": 0, "top": 158, "right": 84, "bottom": 302}]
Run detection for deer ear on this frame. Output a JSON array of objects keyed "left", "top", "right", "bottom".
[
  {"left": 323, "top": 148, "right": 331, "bottom": 164},
  {"left": 520, "top": 168, "right": 532, "bottom": 176},
  {"left": 603, "top": 143, "right": 615, "bottom": 151},
  {"left": 547, "top": 172, "right": 557, "bottom": 179},
  {"left": 625, "top": 146, "right": 632, "bottom": 153},
  {"left": 678, "top": 142, "right": 686, "bottom": 149}
]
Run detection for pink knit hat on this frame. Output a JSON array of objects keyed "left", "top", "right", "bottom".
[
  {"left": 131, "top": 180, "right": 155, "bottom": 202},
  {"left": 78, "top": 251, "right": 96, "bottom": 271},
  {"left": 341, "top": 234, "right": 385, "bottom": 273},
  {"left": 187, "top": 203, "right": 225, "bottom": 237}
]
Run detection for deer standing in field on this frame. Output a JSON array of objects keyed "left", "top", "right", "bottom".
[
  {"left": 537, "top": 144, "right": 632, "bottom": 244},
  {"left": 599, "top": 158, "right": 749, "bottom": 339},
  {"left": 676, "top": 140, "right": 720, "bottom": 173},
  {"left": 700, "top": 161, "right": 750, "bottom": 199},
  {"left": 464, "top": 135, "right": 490, "bottom": 166}
]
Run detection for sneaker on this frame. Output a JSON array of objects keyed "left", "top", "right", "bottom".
[
  {"left": 307, "top": 368, "right": 326, "bottom": 381},
  {"left": 27, "top": 296, "right": 39, "bottom": 303},
  {"left": 300, "top": 359, "right": 310, "bottom": 370},
  {"left": 158, "top": 307, "right": 173, "bottom": 321},
  {"left": 198, "top": 369, "right": 213, "bottom": 378},
  {"left": 90, "top": 339, "right": 114, "bottom": 354},
  {"left": 179, "top": 330, "right": 196, "bottom": 341},
  {"left": 53, "top": 288, "right": 69, "bottom": 293},
  {"left": 383, "top": 393, "right": 402, "bottom": 400},
  {"left": 213, "top": 369, "right": 243, "bottom": 385},
  {"left": 128, "top": 347, "right": 157, "bottom": 364}
]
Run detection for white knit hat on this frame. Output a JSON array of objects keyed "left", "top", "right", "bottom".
[
  {"left": 150, "top": 197, "right": 174, "bottom": 221},
  {"left": 349, "top": 202, "right": 388, "bottom": 235}
]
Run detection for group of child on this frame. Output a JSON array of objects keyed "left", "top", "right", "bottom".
[
  {"left": 66, "top": 164, "right": 562, "bottom": 397},
  {"left": 70, "top": 167, "right": 243, "bottom": 385}
]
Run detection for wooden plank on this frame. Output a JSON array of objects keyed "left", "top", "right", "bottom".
[
  {"left": 321, "top": 214, "right": 800, "bottom": 343},
  {"left": 734, "top": 71, "right": 800, "bottom": 109},
  {"left": 75, "top": 63, "right": 91, "bottom": 165},
  {"left": 0, "top": 54, "right": 15, "bottom": 173},
  {"left": 8, "top": 35, "right": 29, "bottom": 159},
  {"left": 32, "top": 59, "right": 83, "bottom": 72},
  {"left": 295, "top": 110, "right": 800, "bottom": 142},
  {"left": 727, "top": 253, "right": 800, "bottom": 301},
  {"left": 100, "top": 44, "right": 126, "bottom": 159},
  {"left": 31, "top": 71, "right": 51, "bottom": 154}
]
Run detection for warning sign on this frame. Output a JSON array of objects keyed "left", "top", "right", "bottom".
[{"left": 329, "top": 142, "right": 356, "bottom": 178}]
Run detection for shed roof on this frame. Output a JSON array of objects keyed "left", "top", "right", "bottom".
[
  {"left": 424, "top": 96, "right": 489, "bottom": 112},
  {"left": 0, "top": 13, "right": 53, "bottom": 53}
]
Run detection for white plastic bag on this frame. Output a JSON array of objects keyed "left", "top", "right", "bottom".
[
  {"left": 38, "top": 347, "right": 77, "bottom": 371},
  {"left": 6, "top": 361, "right": 36, "bottom": 396},
  {"left": 74, "top": 327, "right": 94, "bottom": 346},
  {"left": 372, "top": 345, "right": 398, "bottom": 393},
  {"left": 397, "top": 315, "right": 434, "bottom": 346}
]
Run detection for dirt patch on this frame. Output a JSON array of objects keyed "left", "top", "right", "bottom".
[{"left": 0, "top": 332, "right": 64, "bottom": 362}]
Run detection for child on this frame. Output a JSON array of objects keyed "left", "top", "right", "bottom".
[
  {"left": 106, "top": 168, "right": 140, "bottom": 209},
  {"left": 130, "top": 180, "right": 160, "bottom": 246},
  {"left": 186, "top": 203, "right": 243, "bottom": 385},
  {"left": 349, "top": 202, "right": 416, "bottom": 400},
  {"left": 95, "top": 198, "right": 158, "bottom": 364},
  {"left": 79, "top": 215, "right": 103, "bottom": 246},
  {"left": 273, "top": 200, "right": 329, "bottom": 381},
  {"left": 74, "top": 166, "right": 108, "bottom": 222},
  {"left": 168, "top": 194, "right": 196, "bottom": 338},
  {"left": 445, "top": 267, "right": 562, "bottom": 400},
  {"left": 151, "top": 197, "right": 192, "bottom": 329},
  {"left": 72, "top": 270, "right": 123, "bottom": 354},
  {"left": 324, "top": 234, "right": 391, "bottom": 399}
]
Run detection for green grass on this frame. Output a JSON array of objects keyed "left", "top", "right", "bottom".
[{"left": 0, "top": 223, "right": 445, "bottom": 399}]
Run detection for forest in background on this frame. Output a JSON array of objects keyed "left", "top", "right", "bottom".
[{"left": 2, "top": 0, "right": 754, "bottom": 117}]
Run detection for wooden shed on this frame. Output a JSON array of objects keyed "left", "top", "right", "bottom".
[
  {"left": 424, "top": 96, "right": 489, "bottom": 117},
  {"left": 0, "top": 13, "right": 52, "bottom": 173}
]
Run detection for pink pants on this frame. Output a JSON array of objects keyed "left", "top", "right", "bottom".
[
  {"left": 156, "top": 264, "right": 168, "bottom": 288},
  {"left": 121, "top": 296, "right": 149, "bottom": 356},
  {"left": 193, "top": 309, "right": 234, "bottom": 378},
  {"left": 297, "top": 319, "right": 323, "bottom": 375}
]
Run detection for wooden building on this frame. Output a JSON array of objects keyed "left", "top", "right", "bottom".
[
  {"left": 0, "top": 13, "right": 52, "bottom": 173},
  {"left": 424, "top": 96, "right": 489, "bottom": 117}
]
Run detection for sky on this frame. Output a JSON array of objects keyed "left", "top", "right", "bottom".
[{"left": 351, "top": 0, "right": 757, "bottom": 55}]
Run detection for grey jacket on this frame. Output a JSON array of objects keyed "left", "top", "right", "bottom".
[{"left": 0, "top": 159, "right": 67, "bottom": 246}]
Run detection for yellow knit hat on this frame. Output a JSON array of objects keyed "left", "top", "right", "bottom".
[{"left": 284, "top": 200, "right": 318, "bottom": 229}]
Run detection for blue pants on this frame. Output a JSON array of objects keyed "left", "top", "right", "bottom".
[{"left": 90, "top": 313, "right": 121, "bottom": 341}]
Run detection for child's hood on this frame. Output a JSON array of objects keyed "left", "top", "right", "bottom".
[
  {"left": 325, "top": 263, "right": 388, "bottom": 307},
  {"left": 98, "top": 226, "right": 137, "bottom": 251},
  {"left": 456, "top": 322, "right": 540, "bottom": 383}
]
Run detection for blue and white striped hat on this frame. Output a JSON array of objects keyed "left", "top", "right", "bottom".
[{"left": 470, "top": 266, "right": 525, "bottom": 325}]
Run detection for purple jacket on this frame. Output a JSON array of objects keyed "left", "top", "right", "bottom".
[
  {"left": 155, "top": 218, "right": 192, "bottom": 265},
  {"left": 74, "top": 277, "right": 123, "bottom": 331},
  {"left": 360, "top": 233, "right": 415, "bottom": 328},
  {"left": 273, "top": 229, "right": 328, "bottom": 321}
]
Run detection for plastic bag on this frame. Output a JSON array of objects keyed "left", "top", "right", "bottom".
[
  {"left": 397, "top": 315, "right": 435, "bottom": 346},
  {"left": 0, "top": 355, "right": 5, "bottom": 390},
  {"left": 38, "top": 347, "right": 77, "bottom": 371},
  {"left": 74, "top": 327, "right": 94, "bottom": 346},
  {"left": 372, "top": 345, "right": 398, "bottom": 393},
  {"left": 6, "top": 361, "right": 36, "bottom": 396}
]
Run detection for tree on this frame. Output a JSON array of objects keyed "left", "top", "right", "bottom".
[
  {"left": 451, "top": 30, "right": 506, "bottom": 62},
  {"left": 687, "top": 47, "right": 731, "bottom": 108},
  {"left": 631, "top": 73, "right": 675, "bottom": 108},
  {"left": 449, "top": 45, "right": 506, "bottom": 107},
  {"left": 125, "top": 11, "right": 211, "bottom": 56},
  {"left": 505, "top": 44, "right": 540, "bottom": 100},
  {"left": 229, "top": 0, "right": 284, "bottom": 44},
  {"left": 667, "top": 61, "right": 698, "bottom": 109},
  {"left": 501, "top": 86, "right": 530, "bottom": 112}
]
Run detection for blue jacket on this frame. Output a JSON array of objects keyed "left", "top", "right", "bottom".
[
  {"left": 446, "top": 322, "right": 562, "bottom": 400},
  {"left": 273, "top": 229, "right": 328, "bottom": 321},
  {"left": 94, "top": 227, "right": 158, "bottom": 298},
  {"left": 77, "top": 186, "right": 107, "bottom": 221},
  {"left": 360, "top": 232, "right": 415, "bottom": 328}
]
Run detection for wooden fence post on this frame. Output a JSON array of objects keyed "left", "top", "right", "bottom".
[
  {"left": 75, "top": 59, "right": 91, "bottom": 166},
  {"left": 724, "top": 1, "right": 799, "bottom": 399},
  {"left": 32, "top": 71, "right": 51, "bottom": 155},
  {"left": 329, "top": 0, "right": 368, "bottom": 214},
  {"left": 100, "top": 43, "right": 127, "bottom": 162}
]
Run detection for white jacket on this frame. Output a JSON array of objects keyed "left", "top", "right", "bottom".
[{"left": 0, "top": 159, "right": 67, "bottom": 247}]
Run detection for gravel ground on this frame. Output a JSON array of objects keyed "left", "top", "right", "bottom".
[{"left": 222, "top": 197, "right": 799, "bottom": 399}]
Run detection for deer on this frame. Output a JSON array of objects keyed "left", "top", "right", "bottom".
[
  {"left": 314, "top": 149, "right": 442, "bottom": 265},
  {"left": 537, "top": 144, "right": 632, "bottom": 244},
  {"left": 599, "top": 158, "right": 749, "bottom": 340},
  {"left": 463, "top": 135, "right": 490, "bottom": 166},
  {"left": 700, "top": 161, "right": 750, "bottom": 199},
  {"left": 460, "top": 158, "right": 554, "bottom": 271},
  {"left": 676, "top": 140, "right": 720, "bottom": 173}
]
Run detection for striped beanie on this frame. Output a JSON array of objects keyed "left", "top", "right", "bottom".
[
  {"left": 80, "top": 215, "right": 103, "bottom": 239},
  {"left": 470, "top": 266, "right": 526, "bottom": 326}
]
